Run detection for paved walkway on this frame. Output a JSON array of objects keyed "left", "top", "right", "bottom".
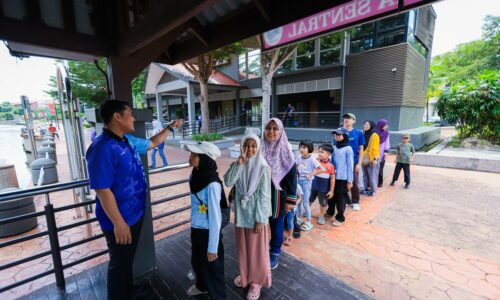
[{"left": 286, "top": 159, "right": 500, "bottom": 299}]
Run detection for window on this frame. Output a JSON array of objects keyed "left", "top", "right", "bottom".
[
  {"left": 296, "top": 40, "right": 315, "bottom": 69},
  {"left": 277, "top": 57, "right": 293, "bottom": 74},
  {"left": 238, "top": 53, "right": 247, "bottom": 80},
  {"left": 407, "top": 10, "right": 427, "bottom": 58},
  {"left": 319, "top": 33, "right": 341, "bottom": 65},
  {"left": 377, "top": 14, "right": 406, "bottom": 32},
  {"left": 349, "top": 23, "right": 375, "bottom": 54},
  {"left": 247, "top": 49, "right": 261, "bottom": 79}
]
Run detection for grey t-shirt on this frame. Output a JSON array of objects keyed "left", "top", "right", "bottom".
[
  {"left": 397, "top": 143, "right": 415, "bottom": 164},
  {"left": 296, "top": 155, "right": 321, "bottom": 181}
]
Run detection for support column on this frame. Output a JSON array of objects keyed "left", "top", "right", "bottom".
[
  {"left": 186, "top": 83, "right": 197, "bottom": 124},
  {"left": 235, "top": 90, "right": 241, "bottom": 126},
  {"left": 107, "top": 57, "right": 133, "bottom": 103},
  {"left": 155, "top": 93, "right": 163, "bottom": 126}
]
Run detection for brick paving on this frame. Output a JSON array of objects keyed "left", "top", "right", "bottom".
[{"left": 1, "top": 133, "right": 499, "bottom": 299}]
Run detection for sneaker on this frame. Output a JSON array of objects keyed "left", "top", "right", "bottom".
[
  {"left": 360, "top": 189, "right": 366, "bottom": 195},
  {"left": 270, "top": 255, "right": 279, "bottom": 270},
  {"left": 297, "top": 218, "right": 303, "bottom": 226},
  {"left": 187, "top": 284, "right": 207, "bottom": 296},
  {"left": 390, "top": 181, "right": 395, "bottom": 186},
  {"left": 352, "top": 203, "right": 361, "bottom": 211},
  {"left": 404, "top": 184, "right": 410, "bottom": 189},
  {"left": 300, "top": 222, "right": 313, "bottom": 231},
  {"left": 332, "top": 220, "right": 344, "bottom": 227},
  {"left": 318, "top": 216, "right": 325, "bottom": 225},
  {"left": 367, "top": 190, "right": 374, "bottom": 197},
  {"left": 293, "top": 231, "right": 301, "bottom": 239}
]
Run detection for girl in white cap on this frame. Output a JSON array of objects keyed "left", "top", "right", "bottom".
[
  {"left": 224, "top": 133, "right": 272, "bottom": 300},
  {"left": 183, "top": 141, "right": 227, "bottom": 300}
]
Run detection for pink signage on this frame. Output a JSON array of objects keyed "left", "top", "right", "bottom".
[
  {"left": 262, "top": 0, "right": 436, "bottom": 50},
  {"left": 263, "top": 0, "right": 400, "bottom": 49}
]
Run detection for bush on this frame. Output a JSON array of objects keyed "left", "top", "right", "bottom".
[
  {"left": 0, "top": 112, "right": 14, "bottom": 120},
  {"left": 174, "top": 108, "right": 185, "bottom": 119},
  {"left": 435, "top": 70, "right": 499, "bottom": 142},
  {"left": 192, "top": 133, "right": 224, "bottom": 142}
]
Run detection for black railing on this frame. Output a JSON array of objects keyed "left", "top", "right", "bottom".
[{"left": 0, "top": 162, "right": 192, "bottom": 294}]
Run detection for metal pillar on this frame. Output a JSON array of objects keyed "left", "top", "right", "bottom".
[
  {"left": 20, "top": 96, "right": 38, "bottom": 159},
  {"left": 155, "top": 93, "right": 163, "bottom": 126}
]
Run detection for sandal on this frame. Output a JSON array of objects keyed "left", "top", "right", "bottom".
[
  {"left": 234, "top": 275, "right": 243, "bottom": 288},
  {"left": 247, "top": 283, "right": 262, "bottom": 300},
  {"left": 300, "top": 222, "right": 313, "bottom": 231},
  {"left": 283, "top": 237, "right": 292, "bottom": 246}
]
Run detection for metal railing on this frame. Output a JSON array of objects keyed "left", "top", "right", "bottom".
[
  {"left": 178, "top": 115, "right": 242, "bottom": 138},
  {"left": 0, "top": 162, "right": 192, "bottom": 294},
  {"left": 276, "top": 111, "right": 341, "bottom": 129}
]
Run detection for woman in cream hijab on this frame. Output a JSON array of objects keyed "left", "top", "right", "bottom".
[{"left": 224, "top": 133, "right": 271, "bottom": 300}]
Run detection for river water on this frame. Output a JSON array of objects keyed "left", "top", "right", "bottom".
[{"left": 0, "top": 124, "right": 34, "bottom": 189}]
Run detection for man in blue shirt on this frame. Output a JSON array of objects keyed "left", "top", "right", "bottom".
[
  {"left": 332, "top": 113, "right": 365, "bottom": 211},
  {"left": 86, "top": 100, "right": 181, "bottom": 299}
]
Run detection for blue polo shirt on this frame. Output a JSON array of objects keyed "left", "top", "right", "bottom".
[
  {"left": 86, "top": 129, "right": 150, "bottom": 231},
  {"left": 333, "top": 128, "right": 365, "bottom": 165}
]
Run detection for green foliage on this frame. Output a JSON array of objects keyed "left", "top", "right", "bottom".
[
  {"left": 435, "top": 70, "right": 500, "bottom": 141},
  {"left": 174, "top": 108, "right": 185, "bottom": 119},
  {"left": 0, "top": 112, "right": 14, "bottom": 120},
  {"left": 430, "top": 15, "right": 499, "bottom": 86},
  {"left": 13, "top": 108, "right": 24, "bottom": 115},
  {"left": 0, "top": 102, "right": 15, "bottom": 113},
  {"left": 192, "top": 133, "right": 224, "bottom": 142},
  {"left": 45, "top": 59, "right": 147, "bottom": 107}
]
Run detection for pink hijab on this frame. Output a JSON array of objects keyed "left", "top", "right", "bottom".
[{"left": 261, "top": 118, "right": 295, "bottom": 190}]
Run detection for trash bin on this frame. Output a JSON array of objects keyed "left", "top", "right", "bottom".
[
  {"left": 38, "top": 146, "right": 57, "bottom": 164},
  {"left": 30, "top": 158, "right": 58, "bottom": 185},
  {"left": 0, "top": 188, "right": 38, "bottom": 237},
  {"left": 43, "top": 135, "right": 54, "bottom": 141}
]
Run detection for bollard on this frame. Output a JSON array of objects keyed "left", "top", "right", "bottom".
[
  {"left": 38, "top": 146, "right": 57, "bottom": 164},
  {"left": 30, "top": 158, "right": 58, "bottom": 185}
]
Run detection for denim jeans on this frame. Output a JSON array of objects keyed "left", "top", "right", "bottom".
[
  {"left": 150, "top": 144, "right": 168, "bottom": 167},
  {"left": 285, "top": 210, "right": 295, "bottom": 231},
  {"left": 297, "top": 180, "right": 312, "bottom": 221}
]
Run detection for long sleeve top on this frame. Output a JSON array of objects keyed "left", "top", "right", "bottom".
[
  {"left": 332, "top": 145, "right": 354, "bottom": 183},
  {"left": 190, "top": 182, "right": 222, "bottom": 253},
  {"left": 379, "top": 135, "right": 391, "bottom": 161},
  {"left": 271, "top": 164, "right": 297, "bottom": 218},
  {"left": 223, "top": 162, "right": 272, "bottom": 229},
  {"left": 363, "top": 133, "right": 381, "bottom": 162}
]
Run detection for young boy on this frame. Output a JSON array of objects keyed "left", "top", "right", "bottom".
[
  {"left": 284, "top": 183, "right": 303, "bottom": 245},
  {"left": 309, "top": 144, "right": 335, "bottom": 225},
  {"left": 328, "top": 131, "right": 354, "bottom": 226},
  {"left": 296, "top": 140, "right": 323, "bottom": 231},
  {"left": 390, "top": 134, "right": 415, "bottom": 189}
]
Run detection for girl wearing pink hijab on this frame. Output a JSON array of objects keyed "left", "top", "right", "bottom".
[{"left": 261, "top": 118, "right": 297, "bottom": 270}]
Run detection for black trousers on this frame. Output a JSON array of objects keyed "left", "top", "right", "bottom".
[
  {"left": 327, "top": 180, "right": 347, "bottom": 222},
  {"left": 191, "top": 228, "right": 227, "bottom": 300},
  {"left": 344, "top": 170, "right": 360, "bottom": 205},
  {"left": 392, "top": 162, "right": 411, "bottom": 184},
  {"left": 103, "top": 218, "right": 144, "bottom": 300},
  {"left": 378, "top": 159, "right": 386, "bottom": 186}
]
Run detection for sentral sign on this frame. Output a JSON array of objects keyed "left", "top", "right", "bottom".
[{"left": 262, "top": 0, "right": 440, "bottom": 51}]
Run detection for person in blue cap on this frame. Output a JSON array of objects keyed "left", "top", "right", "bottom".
[{"left": 86, "top": 100, "right": 181, "bottom": 300}]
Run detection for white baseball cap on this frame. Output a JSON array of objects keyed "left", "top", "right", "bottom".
[{"left": 182, "top": 141, "right": 221, "bottom": 161}]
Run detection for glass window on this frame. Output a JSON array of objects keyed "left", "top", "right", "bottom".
[
  {"left": 247, "top": 49, "right": 261, "bottom": 79},
  {"left": 350, "top": 23, "right": 374, "bottom": 39},
  {"left": 377, "top": 14, "right": 406, "bottom": 32},
  {"left": 376, "top": 29, "right": 406, "bottom": 48},
  {"left": 320, "top": 33, "right": 341, "bottom": 65},
  {"left": 277, "top": 57, "right": 293, "bottom": 74},
  {"left": 238, "top": 53, "right": 246, "bottom": 80},
  {"left": 296, "top": 40, "right": 315, "bottom": 69},
  {"left": 350, "top": 37, "right": 374, "bottom": 54},
  {"left": 408, "top": 35, "right": 427, "bottom": 57}
]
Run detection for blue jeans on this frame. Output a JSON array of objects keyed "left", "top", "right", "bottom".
[
  {"left": 285, "top": 210, "right": 295, "bottom": 231},
  {"left": 269, "top": 213, "right": 285, "bottom": 257},
  {"left": 151, "top": 144, "right": 168, "bottom": 167},
  {"left": 297, "top": 180, "right": 312, "bottom": 221}
]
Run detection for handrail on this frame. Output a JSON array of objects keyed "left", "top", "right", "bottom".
[
  {"left": 148, "top": 162, "right": 190, "bottom": 175},
  {"left": 0, "top": 179, "right": 89, "bottom": 202}
]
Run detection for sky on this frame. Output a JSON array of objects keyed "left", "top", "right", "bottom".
[{"left": 0, "top": 0, "right": 498, "bottom": 103}]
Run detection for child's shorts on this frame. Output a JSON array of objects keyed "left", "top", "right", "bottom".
[{"left": 309, "top": 189, "right": 328, "bottom": 207}]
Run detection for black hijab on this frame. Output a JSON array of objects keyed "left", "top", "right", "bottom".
[
  {"left": 189, "top": 154, "right": 228, "bottom": 208},
  {"left": 363, "top": 120, "right": 376, "bottom": 148},
  {"left": 336, "top": 133, "right": 350, "bottom": 149}
]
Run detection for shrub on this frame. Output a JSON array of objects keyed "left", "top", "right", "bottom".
[{"left": 192, "top": 133, "right": 224, "bottom": 142}]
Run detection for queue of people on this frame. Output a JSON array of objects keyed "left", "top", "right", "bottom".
[{"left": 86, "top": 101, "right": 415, "bottom": 300}]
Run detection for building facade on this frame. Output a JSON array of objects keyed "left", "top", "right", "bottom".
[{"left": 144, "top": 6, "right": 436, "bottom": 139}]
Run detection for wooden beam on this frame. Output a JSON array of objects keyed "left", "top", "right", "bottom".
[
  {"left": 0, "top": 17, "right": 108, "bottom": 56},
  {"left": 61, "top": 0, "right": 76, "bottom": 32},
  {"left": 252, "top": 0, "right": 271, "bottom": 22},
  {"left": 188, "top": 18, "right": 210, "bottom": 48},
  {"left": 116, "top": 0, "right": 218, "bottom": 56},
  {"left": 167, "top": 0, "right": 352, "bottom": 64}
]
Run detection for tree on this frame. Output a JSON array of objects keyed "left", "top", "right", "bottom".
[
  {"left": 182, "top": 44, "right": 243, "bottom": 134},
  {"left": 435, "top": 70, "right": 499, "bottom": 141},
  {"left": 257, "top": 38, "right": 297, "bottom": 129},
  {"left": 45, "top": 59, "right": 147, "bottom": 107}
]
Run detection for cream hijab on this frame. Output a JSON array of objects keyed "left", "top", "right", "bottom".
[{"left": 236, "top": 133, "right": 269, "bottom": 209}]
